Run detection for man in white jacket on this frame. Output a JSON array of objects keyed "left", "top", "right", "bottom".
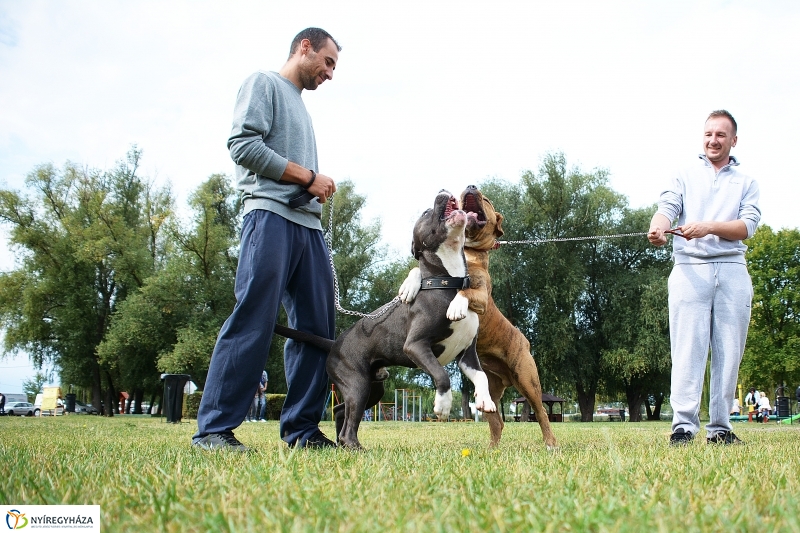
[{"left": 648, "top": 110, "right": 761, "bottom": 446}]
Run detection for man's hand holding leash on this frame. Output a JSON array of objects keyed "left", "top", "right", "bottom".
[{"left": 282, "top": 160, "right": 337, "bottom": 205}]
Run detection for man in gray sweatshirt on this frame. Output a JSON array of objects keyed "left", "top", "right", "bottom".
[
  {"left": 648, "top": 110, "right": 760, "bottom": 446},
  {"left": 193, "top": 28, "right": 341, "bottom": 451}
]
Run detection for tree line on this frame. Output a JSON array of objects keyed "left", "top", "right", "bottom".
[{"left": 1, "top": 148, "right": 797, "bottom": 419}]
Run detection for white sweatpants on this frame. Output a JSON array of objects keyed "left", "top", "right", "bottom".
[{"left": 668, "top": 262, "right": 752, "bottom": 437}]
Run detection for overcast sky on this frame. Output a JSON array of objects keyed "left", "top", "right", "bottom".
[{"left": 1, "top": 1, "right": 798, "bottom": 393}]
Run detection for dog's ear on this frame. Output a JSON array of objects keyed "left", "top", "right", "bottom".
[
  {"left": 494, "top": 211, "right": 505, "bottom": 239},
  {"left": 411, "top": 241, "right": 421, "bottom": 260}
]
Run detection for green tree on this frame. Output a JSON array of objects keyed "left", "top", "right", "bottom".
[
  {"left": 22, "top": 372, "right": 48, "bottom": 403},
  {"left": 590, "top": 206, "right": 672, "bottom": 421},
  {"left": 740, "top": 225, "right": 800, "bottom": 391},
  {"left": 0, "top": 149, "right": 171, "bottom": 414},
  {"left": 601, "top": 276, "right": 671, "bottom": 421},
  {"left": 100, "top": 174, "right": 239, "bottom": 394},
  {"left": 496, "top": 153, "right": 630, "bottom": 420}
]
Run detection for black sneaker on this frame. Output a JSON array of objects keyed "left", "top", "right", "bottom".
[
  {"left": 193, "top": 432, "right": 250, "bottom": 452},
  {"left": 707, "top": 431, "right": 743, "bottom": 445},
  {"left": 291, "top": 430, "right": 337, "bottom": 449},
  {"left": 669, "top": 428, "right": 694, "bottom": 446}
]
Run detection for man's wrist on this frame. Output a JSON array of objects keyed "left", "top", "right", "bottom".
[{"left": 304, "top": 169, "right": 316, "bottom": 189}]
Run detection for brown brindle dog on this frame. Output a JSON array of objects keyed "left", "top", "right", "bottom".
[{"left": 399, "top": 185, "right": 557, "bottom": 450}]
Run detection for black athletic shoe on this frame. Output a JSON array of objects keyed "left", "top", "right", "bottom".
[
  {"left": 193, "top": 432, "right": 250, "bottom": 452},
  {"left": 291, "top": 430, "right": 337, "bottom": 449},
  {"left": 669, "top": 428, "right": 694, "bottom": 446},
  {"left": 707, "top": 431, "right": 743, "bottom": 445}
]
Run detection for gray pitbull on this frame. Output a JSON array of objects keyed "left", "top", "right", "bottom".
[{"left": 275, "top": 190, "right": 496, "bottom": 449}]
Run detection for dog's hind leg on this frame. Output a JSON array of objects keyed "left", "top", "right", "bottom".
[
  {"left": 334, "top": 377, "right": 384, "bottom": 439},
  {"left": 365, "top": 380, "right": 385, "bottom": 411},
  {"left": 482, "top": 371, "right": 506, "bottom": 447},
  {"left": 333, "top": 402, "right": 345, "bottom": 439},
  {"left": 337, "top": 375, "right": 374, "bottom": 450},
  {"left": 508, "top": 341, "right": 558, "bottom": 450}
]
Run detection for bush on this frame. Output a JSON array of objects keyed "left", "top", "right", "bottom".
[
  {"left": 180, "top": 391, "right": 282, "bottom": 420},
  {"left": 184, "top": 391, "right": 202, "bottom": 419},
  {"left": 265, "top": 394, "right": 285, "bottom": 420}
]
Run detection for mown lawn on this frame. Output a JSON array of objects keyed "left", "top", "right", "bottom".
[{"left": 1, "top": 415, "right": 799, "bottom": 532}]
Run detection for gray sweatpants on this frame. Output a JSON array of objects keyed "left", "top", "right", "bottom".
[{"left": 668, "top": 262, "right": 752, "bottom": 437}]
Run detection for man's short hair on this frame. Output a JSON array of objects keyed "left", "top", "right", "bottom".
[
  {"left": 289, "top": 28, "right": 342, "bottom": 59},
  {"left": 707, "top": 109, "right": 737, "bottom": 135}
]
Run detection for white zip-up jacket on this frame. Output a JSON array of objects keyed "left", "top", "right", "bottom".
[{"left": 656, "top": 155, "right": 761, "bottom": 264}]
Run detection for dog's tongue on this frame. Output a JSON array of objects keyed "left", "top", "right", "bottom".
[
  {"left": 443, "top": 196, "right": 458, "bottom": 218},
  {"left": 466, "top": 212, "right": 479, "bottom": 222},
  {"left": 446, "top": 209, "right": 467, "bottom": 225}
]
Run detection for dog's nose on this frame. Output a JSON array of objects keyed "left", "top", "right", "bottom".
[{"left": 466, "top": 185, "right": 478, "bottom": 192}]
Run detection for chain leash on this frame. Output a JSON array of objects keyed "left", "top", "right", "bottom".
[
  {"left": 324, "top": 194, "right": 401, "bottom": 319},
  {"left": 498, "top": 232, "right": 647, "bottom": 246}
]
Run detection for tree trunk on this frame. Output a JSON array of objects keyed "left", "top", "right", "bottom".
[
  {"left": 576, "top": 382, "right": 596, "bottom": 422},
  {"left": 104, "top": 370, "right": 116, "bottom": 418},
  {"left": 625, "top": 387, "right": 645, "bottom": 422},
  {"left": 131, "top": 388, "right": 145, "bottom": 414},
  {"left": 91, "top": 361, "right": 103, "bottom": 415}
]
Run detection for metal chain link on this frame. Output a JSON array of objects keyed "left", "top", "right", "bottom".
[
  {"left": 498, "top": 232, "right": 647, "bottom": 246},
  {"left": 325, "top": 194, "right": 401, "bottom": 319}
]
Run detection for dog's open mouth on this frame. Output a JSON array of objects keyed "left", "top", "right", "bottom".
[
  {"left": 461, "top": 192, "right": 487, "bottom": 228},
  {"left": 441, "top": 193, "right": 460, "bottom": 220}
]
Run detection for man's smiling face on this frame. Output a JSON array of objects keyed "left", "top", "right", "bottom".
[{"left": 703, "top": 116, "right": 737, "bottom": 167}]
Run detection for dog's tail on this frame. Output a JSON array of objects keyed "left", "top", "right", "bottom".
[{"left": 273, "top": 324, "right": 335, "bottom": 352}]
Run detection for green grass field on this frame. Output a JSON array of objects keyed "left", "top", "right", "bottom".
[{"left": 2, "top": 415, "right": 799, "bottom": 532}]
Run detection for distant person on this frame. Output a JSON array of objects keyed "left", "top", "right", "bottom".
[
  {"left": 796, "top": 385, "right": 800, "bottom": 407},
  {"left": 245, "top": 386, "right": 259, "bottom": 423},
  {"left": 258, "top": 370, "right": 269, "bottom": 422},
  {"left": 193, "top": 28, "right": 341, "bottom": 451},
  {"left": 648, "top": 110, "right": 761, "bottom": 446},
  {"left": 0, "top": 392, "right": 5, "bottom": 415},
  {"left": 744, "top": 387, "right": 759, "bottom": 412},
  {"left": 730, "top": 397, "right": 740, "bottom": 416},
  {"left": 757, "top": 393, "right": 771, "bottom": 423}
]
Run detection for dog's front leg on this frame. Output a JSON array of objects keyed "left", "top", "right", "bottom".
[
  {"left": 398, "top": 267, "right": 422, "bottom": 303},
  {"left": 457, "top": 337, "right": 497, "bottom": 413},
  {"left": 446, "top": 292, "right": 470, "bottom": 321}
]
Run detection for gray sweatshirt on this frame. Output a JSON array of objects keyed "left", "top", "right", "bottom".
[
  {"left": 227, "top": 71, "right": 322, "bottom": 230},
  {"left": 656, "top": 155, "right": 761, "bottom": 264}
]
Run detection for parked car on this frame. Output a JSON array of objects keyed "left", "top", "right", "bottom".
[
  {"left": 5, "top": 401, "right": 39, "bottom": 417},
  {"left": 74, "top": 401, "right": 99, "bottom": 415}
]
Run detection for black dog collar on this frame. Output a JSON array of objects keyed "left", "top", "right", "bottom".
[{"left": 419, "top": 276, "right": 470, "bottom": 290}]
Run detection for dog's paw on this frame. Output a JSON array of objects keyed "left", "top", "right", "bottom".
[
  {"left": 398, "top": 267, "right": 422, "bottom": 303},
  {"left": 474, "top": 395, "right": 497, "bottom": 413},
  {"left": 446, "top": 292, "right": 469, "bottom": 321},
  {"left": 433, "top": 389, "right": 453, "bottom": 419}
]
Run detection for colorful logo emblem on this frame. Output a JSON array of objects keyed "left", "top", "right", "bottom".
[{"left": 5, "top": 509, "right": 28, "bottom": 529}]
